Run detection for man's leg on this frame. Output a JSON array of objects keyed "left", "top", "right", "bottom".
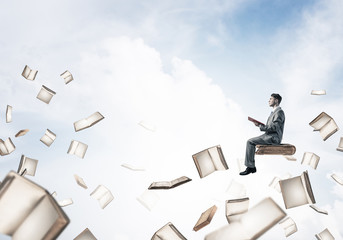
[{"left": 245, "top": 134, "right": 273, "bottom": 168}]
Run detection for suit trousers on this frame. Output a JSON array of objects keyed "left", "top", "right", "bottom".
[{"left": 245, "top": 134, "right": 275, "bottom": 168}]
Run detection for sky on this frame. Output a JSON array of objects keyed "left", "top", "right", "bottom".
[{"left": 0, "top": 0, "right": 343, "bottom": 239}]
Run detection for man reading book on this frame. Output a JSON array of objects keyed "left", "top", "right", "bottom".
[{"left": 240, "top": 93, "right": 285, "bottom": 175}]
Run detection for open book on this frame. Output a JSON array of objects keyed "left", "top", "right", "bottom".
[
  {"left": 74, "top": 228, "right": 97, "bottom": 240},
  {"left": 17, "top": 155, "right": 38, "bottom": 176},
  {"left": 90, "top": 185, "right": 114, "bottom": 209},
  {"left": 60, "top": 70, "right": 73, "bottom": 84},
  {"left": 148, "top": 176, "right": 191, "bottom": 190},
  {"left": 331, "top": 173, "right": 343, "bottom": 185},
  {"left": 40, "top": 129, "right": 56, "bottom": 147},
  {"left": 301, "top": 152, "right": 320, "bottom": 169},
  {"left": 310, "top": 205, "right": 328, "bottom": 215},
  {"left": 193, "top": 205, "right": 217, "bottom": 231},
  {"left": 205, "top": 197, "right": 286, "bottom": 240},
  {"left": 225, "top": 197, "right": 249, "bottom": 223},
  {"left": 15, "top": 129, "right": 29, "bottom": 138},
  {"left": 58, "top": 198, "right": 73, "bottom": 207},
  {"left": 21, "top": 65, "right": 38, "bottom": 80},
  {"left": 6, "top": 105, "right": 12, "bottom": 123},
  {"left": 74, "top": 174, "right": 88, "bottom": 189},
  {"left": 151, "top": 222, "right": 187, "bottom": 240},
  {"left": 36, "top": 85, "right": 56, "bottom": 104},
  {"left": 0, "top": 138, "right": 15, "bottom": 156},
  {"left": 315, "top": 228, "right": 335, "bottom": 240},
  {"left": 192, "top": 145, "right": 228, "bottom": 178},
  {"left": 279, "top": 171, "right": 316, "bottom": 209},
  {"left": 0, "top": 171, "right": 69, "bottom": 239},
  {"left": 336, "top": 137, "right": 343, "bottom": 152},
  {"left": 309, "top": 112, "right": 339, "bottom": 141},
  {"left": 67, "top": 140, "right": 88, "bottom": 159},
  {"left": 74, "top": 112, "right": 104, "bottom": 132},
  {"left": 278, "top": 217, "right": 297, "bottom": 237},
  {"left": 248, "top": 116, "right": 265, "bottom": 126},
  {"left": 121, "top": 163, "right": 145, "bottom": 171}
]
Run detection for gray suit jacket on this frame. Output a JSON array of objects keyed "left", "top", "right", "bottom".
[{"left": 259, "top": 106, "right": 285, "bottom": 144}]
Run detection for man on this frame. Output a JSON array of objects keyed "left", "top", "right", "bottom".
[{"left": 240, "top": 93, "right": 285, "bottom": 176}]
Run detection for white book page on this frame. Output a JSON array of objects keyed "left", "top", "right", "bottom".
[
  {"left": 74, "top": 119, "right": 89, "bottom": 131},
  {"left": 194, "top": 150, "right": 215, "bottom": 178},
  {"left": 320, "top": 119, "right": 338, "bottom": 140},
  {"left": 208, "top": 147, "right": 226, "bottom": 170}
]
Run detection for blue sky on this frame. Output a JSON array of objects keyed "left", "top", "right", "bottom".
[{"left": 1, "top": 0, "right": 343, "bottom": 239}]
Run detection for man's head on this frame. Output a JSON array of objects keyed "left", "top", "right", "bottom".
[{"left": 269, "top": 93, "right": 282, "bottom": 107}]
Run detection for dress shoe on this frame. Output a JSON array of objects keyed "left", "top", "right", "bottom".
[{"left": 239, "top": 167, "right": 257, "bottom": 176}]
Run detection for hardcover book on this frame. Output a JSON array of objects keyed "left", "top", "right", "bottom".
[
  {"left": 148, "top": 176, "right": 191, "bottom": 190},
  {"left": 193, "top": 205, "right": 217, "bottom": 231},
  {"left": 309, "top": 112, "right": 338, "bottom": 141},
  {"left": 21, "top": 65, "right": 38, "bottom": 80}
]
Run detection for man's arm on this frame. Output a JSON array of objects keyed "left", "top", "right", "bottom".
[{"left": 260, "top": 110, "right": 285, "bottom": 133}]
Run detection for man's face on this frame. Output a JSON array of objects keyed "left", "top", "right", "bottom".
[{"left": 269, "top": 96, "right": 278, "bottom": 107}]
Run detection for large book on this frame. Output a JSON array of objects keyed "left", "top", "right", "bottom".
[
  {"left": 15, "top": 129, "right": 29, "bottom": 138},
  {"left": 192, "top": 145, "right": 228, "bottom": 178},
  {"left": 248, "top": 116, "right": 265, "bottom": 126},
  {"left": 225, "top": 197, "right": 249, "bottom": 223},
  {"left": 279, "top": 171, "right": 315, "bottom": 209},
  {"left": 193, "top": 205, "right": 217, "bottom": 231},
  {"left": 336, "top": 137, "right": 343, "bottom": 152},
  {"left": 136, "top": 190, "right": 159, "bottom": 211},
  {"left": 0, "top": 138, "right": 15, "bottom": 156},
  {"left": 60, "top": 70, "right": 74, "bottom": 84},
  {"left": 301, "top": 152, "right": 320, "bottom": 169},
  {"left": 205, "top": 197, "right": 286, "bottom": 240},
  {"left": 148, "top": 176, "right": 191, "bottom": 190},
  {"left": 40, "top": 129, "right": 56, "bottom": 147},
  {"left": 90, "top": 185, "right": 114, "bottom": 209},
  {"left": 36, "top": 85, "right": 56, "bottom": 104},
  {"left": 255, "top": 144, "right": 296, "bottom": 155},
  {"left": 74, "top": 112, "right": 104, "bottom": 132},
  {"left": 315, "top": 228, "right": 335, "bottom": 240},
  {"left": 309, "top": 112, "right": 339, "bottom": 141},
  {"left": 278, "top": 217, "right": 297, "bottom": 237},
  {"left": 151, "top": 222, "right": 187, "bottom": 240},
  {"left": 6, "top": 105, "right": 12, "bottom": 123},
  {"left": 331, "top": 173, "right": 343, "bottom": 185},
  {"left": 0, "top": 171, "right": 69, "bottom": 239},
  {"left": 17, "top": 155, "right": 38, "bottom": 176},
  {"left": 74, "top": 228, "right": 97, "bottom": 240},
  {"left": 67, "top": 140, "right": 88, "bottom": 159},
  {"left": 21, "top": 65, "right": 38, "bottom": 80}
]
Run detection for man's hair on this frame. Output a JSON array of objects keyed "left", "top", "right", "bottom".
[{"left": 271, "top": 93, "right": 282, "bottom": 104}]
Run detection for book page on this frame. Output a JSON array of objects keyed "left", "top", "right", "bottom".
[
  {"left": 58, "top": 198, "right": 73, "bottom": 207},
  {"left": 86, "top": 112, "right": 104, "bottom": 127},
  {"left": 13, "top": 195, "right": 59, "bottom": 240},
  {"left": 4, "top": 138, "right": 15, "bottom": 154},
  {"left": 320, "top": 118, "right": 338, "bottom": 140},
  {"left": 74, "top": 174, "right": 88, "bottom": 189},
  {"left": 193, "top": 149, "right": 216, "bottom": 178},
  {"left": 301, "top": 171, "right": 316, "bottom": 204},
  {"left": 208, "top": 146, "right": 227, "bottom": 171},
  {"left": 149, "top": 181, "right": 172, "bottom": 188},
  {"left": 280, "top": 176, "right": 309, "bottom": 209},
  {"left": 309, "top": 205, "right": 328, "bottom": 215},
  {"left": 121, "top": 163, "right": 145, "bottom": 171},
  {"left": 170, "top": 176, "right": 191, "bottom": 187},
  {"left": 6, "top": 105, "right": 12, "bottom": 123},
  {"left": 15, "top": 129, "right": 29, "bottom": 138},
  {"left": 17, "top": 155, "right": 38, "bottom": 176},
  {"left": 331, "top": 173, "right": 343, "bottom": 185},
  {"left": 309, "top": 112, "right": 331, "bottom": 130}
]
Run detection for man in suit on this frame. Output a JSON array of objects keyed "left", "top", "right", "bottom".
[{"left": 240, "top": 93, "right": 285, "bottom": 175}]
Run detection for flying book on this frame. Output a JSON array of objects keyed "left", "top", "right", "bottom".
[
  {"left": 40, "top": 129, "right": 56, "bottom": 147},
  {"left": 121, "top": 163, "right": 145, "bottom": 171},
  {"left": 330, "top": 173, "right": 343, "bottom": 185},
  {"left": 315, "top": 228, "right": 335, "bottom": 240},
  {"left": 284, "top": 155, "right": 296, "bottom": 161},
  {"left": 193, "top": 205, "right": 217, "bottom": 231},
  {"left": 6, "top": 105, "right": 12, "bottom": 123},
  {"left": 248, "top": 116, "right": 265, "bottom": 126},
  {"left": 0, "top": 138, "right": 15, "bottom": 156},
  {"left": 205, "top": 197, "right": 286, "bottom": 240},
  {"left": 225, "top": 197, "right": 249, "bottom": 223},
  {"left": 137, "top": 190, "right": 159, "bottom": 211},
  {"left": 311, "top": 90, "right": 326, "bottom": 95},
  {"left": 225, "top": 180, "right": 247, "bottom": 198},
  {"left": 192, "top": 145, "right": 228, "bottom": 178},
  {"left": 74, "top": 112, "right": 104, "bottom": 132},
  {"left": 336, "top": 137, "right": 343, "bottom": 152},
  {"left": 151, "top": 222, "right": 187, "bottom": 240},
  {"left": 310, "top": 205, "right": 328, "bottom": 215},
  {"left": 148, "top": 176, "right": 191, "bottom": 190},
  {"left": 60, "top": 70, "right": 73, "bottom": 84},
  {"left": 74, "top": 174, "right": 88, "bottom": 189},
  {"left": 67, "top": 140, "right": 88, "bottom": 159},
  {"left": 279, "top": 171, "right": 315, "bottom": 209},
  {"left": 74, "top": 228, "right": 97, "bottom": 240},
  {"left": 309, "top": 112, "right": 338, "bottom": 141},
  {"left": 21, "top": 65, "right": 38, "bottom": 80},
  {"left": 15, "top": 129, "right": 29, "bottom": 137},
  {"left": 36, "top": 85, "right": 56, "bottom": 104},
  {"left": 278, "top": 217, "right": 297, "bottom": 237},
  {"left": 0, "top": 171, "right": 69, "bottom": 240},
  {"left": 138, "top": 120, "right": 156, "bottom": 132},
  {"left": 301, "top": 152, "right": 320, "bottom": 169},
  {"left": 58, "top": 198, "right": 73, "bottom": 207},
  {"left": 17, "top": 155, "right": 38, "bottom": 176},
  {"left": 90, "top": 185, "right": 114, "bottom": 209},
  {"left": 269, "top": 173, "right": 292, "bottom": 193}
]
